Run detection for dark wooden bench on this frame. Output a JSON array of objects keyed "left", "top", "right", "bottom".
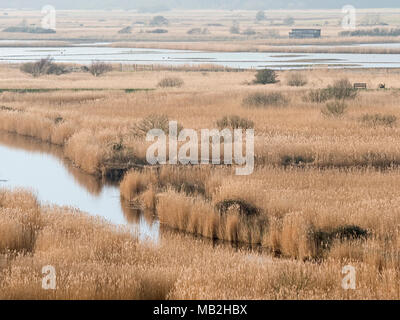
[{"left": 354, "top": 83, "right": 367, "bottom": 89}]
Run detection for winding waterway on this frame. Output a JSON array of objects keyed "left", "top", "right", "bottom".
[{"left": 0, "top": 131, "right": 159, "bottom": 242}]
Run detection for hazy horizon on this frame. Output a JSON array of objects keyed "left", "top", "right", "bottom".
[{"left": 0, "top": 0, "right": 399, "bottom": 10}]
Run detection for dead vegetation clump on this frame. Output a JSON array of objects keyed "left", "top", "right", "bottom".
[
  {"left": 304, "top": 78, "right": 358, "bottom": 103},
  {"left": 157, "top": 77, "right": 184, "bottom": 88},
  {"left": 360, "top": 113, "right": 397, "bottom": 127},
  {"left": 286, "top": 72, "right": 308, "bottom": 87},
  {"left": 253, "top": 69, "right": 278, "bottom": 84},
  {"left": 216, "top": 115, "right": 254, "bottom": 130},
  {"left": 88, "top": 61, "right": 113, "bottom": 77},
  {"left": 243, "top": 92, "right": 288, "bottom": 107},
  {"left": 20, "top": 57, "right": 70, "bottom": 78},
  {"left": 321, "top": 101, "right": 348, "bottom": 118},
  {"left": 303, "top": 88, "right": 331, "bottom": 103},
  {"left": 326, "top": 79, "right": 358, "bottom": 100},
  {"left": 131, "top": 114, "right": 183, "bottom": 139}
]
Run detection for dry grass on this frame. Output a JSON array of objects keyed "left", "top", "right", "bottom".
[
  {"left": 286, "top": 72, "right": 308, "bottom": 87},
  {"left": 0, "top": 189, "right": 399, "bottom": 300},
  {"left": 121, "top": 165, "right": 400, "bottom": 263},
  {"left": 1, "top": 65, "right": 400, "bottom": 299},
  {"left": 0, "top": 189, "right": 176, "bottom": 299}
]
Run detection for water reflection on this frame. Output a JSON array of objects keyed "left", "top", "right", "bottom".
[
  {"left": 0, "top": 132, "right": 271, "bottom": 251},
  {"left": 0, "top": 131, "right": 159, "bottom": 243}
]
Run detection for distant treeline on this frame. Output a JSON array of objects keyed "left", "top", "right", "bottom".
[
  {"left": 3, "top": 26, "right": 56, "bottom": 34},
  {"left": 340, "top": 28, "right": 400, "bottom": 37}
]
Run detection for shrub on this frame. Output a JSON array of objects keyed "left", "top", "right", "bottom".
[
  {"left": 321, "top": 101, "right": 348, "bottom": 118},
  {"left": 46, "top": 63, "right": 70, "bottom": 76},
  {"left": 253, "top": 69, "right": 278, "bottom": 84},
  {"left": 186, "top": 28, "right": 209, "bottom": 35},
  {"left": 0, "top": 106, "right": 18, "bottom": 112},
  {"left": 20, "top": 57, "right": 69, "bottom": 77},
  {"left": 88, "top": 61, "right": 112, "bottom": 77},
  {"left": 326, "top": 78, "right": 358, "bottom": 100},
  {"left": 242, "top": 27, "right": 256, "bottom": 35},
  {"left": 216, "top": 115, "right": 254, "bottom": 130},
  {"left": 283, "top": 16, "right": 295, "bottom": 26},
  {"left": 360, "top": 113, "right": 397, "bottom": 127},
  {"left": 147, "top": 28, "right": 168, "bottom": 34},
  {"left": 157, "top": 77, "right": 184, "bottom": 88},
  {"left": 150, "top": 16, "right": 169, "bottom": 26},
  {"left": 230, "top": 25, "right": 240, "bottom": 34},
  {"left": 118, "top": 26, "right": 133, "bottom": 34},
  {"left": 304, "top": 79, "right": 357, "bottom": 103},
  {"left": 230, "top": 21, "right": 240, "bottom": 34},
  {"left": 187, "top": 28, "right": 201, "bottom": 34},
  {"left": 132, "top": 114, "right": 183, "bottom": 138},
  {"left": 281, "top": 155, "right": 314, "bottom": 166},
  {"left": 54, "top": 116, "right": 64, "bottom": 124},
  {"left": 314, "top": 225, "right": 368, "bottom": 252},
  {"left": 256, "top": 10, "right": 267, "bottom": 21},
  {"left": 286, "top": 72, "right": 308, "bottom": 87},
  {"left": 303, "top": 89, "right": 330, "bottom": 103},
  {"left": 243, "top": 92, "right": 288, "bottom": 108}
]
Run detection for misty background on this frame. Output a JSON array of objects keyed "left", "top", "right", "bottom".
[{"left": 0, "top": 0, "right": 398, "bottom": 11}]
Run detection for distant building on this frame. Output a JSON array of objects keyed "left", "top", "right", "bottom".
[{"left": 289, "top": 29, "right": 321, "bottom": 39}]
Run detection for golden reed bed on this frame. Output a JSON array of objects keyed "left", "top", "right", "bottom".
[{"left": 0, "top": 65, "right": 399, "bottom": 299}]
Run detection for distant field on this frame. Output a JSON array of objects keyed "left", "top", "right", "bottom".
[{"left": 0, "top": 8, "right": 399, "bottom": 46}]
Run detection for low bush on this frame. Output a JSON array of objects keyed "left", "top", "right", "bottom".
[
  {"left": 304, "top": 79, "right": 357, "bottom": 103},
  {"left": 230, "top": 25, "right": 240, "bottom": 34},
  {"left": 313, "top": 225, "right": 369, "bottom": 252},
  {"left": 360, "top": 113, "right": 397, "bottom": 127},
  {"left": 88, "top": 61, "right": 113, "bottom": 77},
  {"left": 326, "top": 78, "right": 358, "bottom": 100},
  {"left": 146, "top": 29, "right": 168, "bottom": 34},
  {"left": 157, "top": 77, "right": 184, "bottom": 88},
  {"left": 242, "top": 28, "right": 256, "bottom": 35},
  {"left": 132, "top": 114, "right": 182, "bottom": 138},
  {"left": 321, "top": 101, "right": 348, "bottom": 118},
  {"left": 216, "top": 115, "right": 254, "bottom": 130},
  {"left": 253, "top": 69, "right": 278, "bottom": 84},
  {"left": 243, "top": 92, "right": 288, "bottom": 108},
  {"left": 150, "top": 16, "right": 169, "bottom": 26},
  {"left": 286, "top": 72, "right": 308, "bottom": 87},
  {"left": 303, "top": 89, "right": 330, "bottom": 103},
  {"left": 118, "top": 26, "right": 133, "bottom": 34},
  {"left": 281, "top": 155, "right": 314, "bottom": 166},
  {"left": 20, "top": 57, "right": 69, "bottom": 77}
]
